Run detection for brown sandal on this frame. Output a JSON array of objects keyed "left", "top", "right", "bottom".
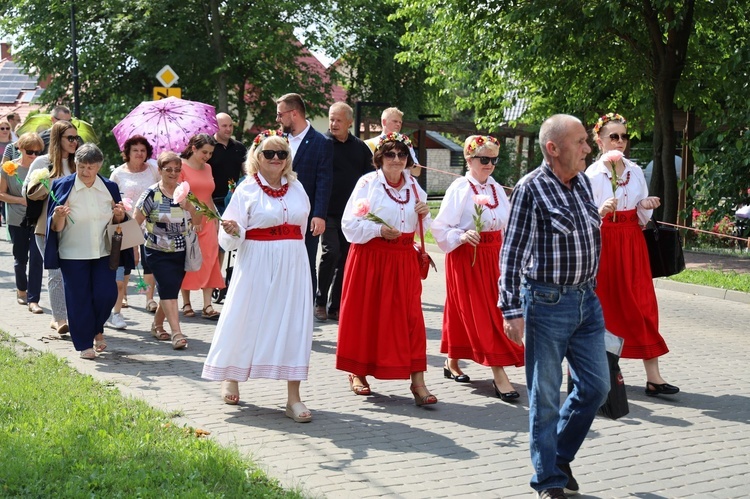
[
  {"left": 202, "top": 305, "right": 220, "bottom": 320},
  {"left": 182, "top": 303, "right": 196, "bottom": 317},
  {"left": 151, "top": 322, "right": 170, "bottom": 341},
  {"left": 171, "top": 332, "right": 188, "bottom": 350}
]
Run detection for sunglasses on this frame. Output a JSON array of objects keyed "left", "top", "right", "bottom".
[
  {"left": 261, "top": 150, "right": 289, "bottom": 160},
  {"left": 472, "top": 156, "right": 499, "bottom": 165},
  {"left": 383, "top": 151, "right": 409, "bottom": 159},
  {"left": 608, "top": 133, "right": 630, "bottom": 142},
  {"left": 25, "top": 150, "right": 42, "bottom": 156},
  {"left": 0, "top": 127, "right": 9, "bottom": 131},
  {"left": 162, "top": 167, "right": 182, "bottom": 173},
  {"left": 63, "top": 135, "right": 82, "bottom": 143},
  {"left": 275, "top": 109, "right": 293, "bottom": 118}
]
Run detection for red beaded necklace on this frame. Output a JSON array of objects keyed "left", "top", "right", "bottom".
[
  {"left": 469, "top": 181, "right": 499, "bottom": 209},
  {"left": 616, "top": 171, "right": 631, "bottom": 187},
  {"left": 383, "top": 184, "right": 410, "bottom": 204},
  {"left": 254, "top": 173, "right": 289, "bottom": 198}
]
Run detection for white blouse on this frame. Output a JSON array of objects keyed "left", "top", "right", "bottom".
[
  {"left": 431, "top": 174, "right": 510, "bottom": 254},
  {"left": 585, "top": 156, "right": 653, "bottom": 226},
  {"left": 218, "top": 172, "right": 310, "bottom": 252},
  {"left": 342, "top": 170, "right": 431, "bottom": 244}
]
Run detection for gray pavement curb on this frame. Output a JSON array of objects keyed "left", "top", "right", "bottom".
[{"left": 653, "top": 278, "right": 750, "bottom": 304}]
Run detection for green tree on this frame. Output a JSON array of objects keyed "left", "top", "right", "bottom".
[
  {"left": 316, "top": 1, "right": 446, "bottom": 124},
  {"left": 0, "top": 0, "right": 335, "bottom": 160},
  {"left": 395, "top": 0, "right": 748, "bottom": 224}
]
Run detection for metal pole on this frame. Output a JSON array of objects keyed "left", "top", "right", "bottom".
[{"left": 70, "top": 4, "right": 80, "bottom": 118}]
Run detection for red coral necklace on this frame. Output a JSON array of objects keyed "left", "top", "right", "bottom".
[
  {"left": 469, "top": 182, "right": 499, "bottom": 209},
  {"left": 254, "top": 173, "right": 289, "bottom": 198},
  {"left": 383, "top": 184, "right": 410, "bottom": 204},
  {"left": 616, "top": 171, "right": 631, "bottom": 187}
]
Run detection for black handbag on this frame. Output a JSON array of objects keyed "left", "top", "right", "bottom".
[
  {"left": 598, "top": 352, "right": 630, "bottom": 420},
  {"left": 566, "top": 332, "right": 629, "bottom": 420},
  {"left": 642, "top": 217, "right": 685, "bottom": 278}
]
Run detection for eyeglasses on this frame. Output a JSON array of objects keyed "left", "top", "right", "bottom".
[
  {"left": 161, "top": 167, "right": 182, "bottom": 173},
  {"left": 63, "top": 135, "right": 82, "bottom": 143},
  {"left": 608, "top": 133, "right": 630, "bottom": 142},
  {"left": 261, "top": 150, "right": 289, "bottom": 160},
  {"left": 383, "top": 151, "right": 409, "bottom": 160},
  {"left": 24, "top": 150, "right": 42, "bottom": 156},
  {"left": 471, "top": 156, "right": 499, "bottom": 165},
  {"left": 276, "top": 109, "right": 293, "bottom": 119},
  {"left": 0, "top": 127, "right": 9, "bottom": 131}
]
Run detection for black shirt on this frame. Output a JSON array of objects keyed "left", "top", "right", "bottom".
[
  {"left": 326, "top": 131, "right": 374, "bottom": 218},
  {"left": 208, "top": 137, "right": 247, "bottom": 199}
]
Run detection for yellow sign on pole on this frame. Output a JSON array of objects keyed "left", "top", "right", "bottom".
[
  {"left": 156, "top": 65, "right": 179, "bottom": 88},
  {"left": 153, "top": 87, "right": 182, "bottom": 100}
]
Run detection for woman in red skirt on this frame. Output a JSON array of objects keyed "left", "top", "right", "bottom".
[
  {"left": 585, "top": 112, "right": 679, "bottom": 396},
  {"left": 432, "top": 135, "right": 524, "bottom": 401},
  {"left": 336, "top": 132, "right": 436, "bottom": 406}
]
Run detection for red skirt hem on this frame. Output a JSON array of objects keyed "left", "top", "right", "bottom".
[
  {"left": 440, "top": 235, "right": 524, "bottom": 368},
  {"left": 597, "top": 210, "right": 668, "bottom": 360}
]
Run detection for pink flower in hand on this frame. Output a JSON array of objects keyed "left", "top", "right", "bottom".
[
  {"left": 473, "top": 194, "right": 491, "bottom": 206},
  {"left": 173, "top": 182, "right": 190, "bottom": 203},
  {"left": 353, "top": 198, "right": 371, "bottom": 217},
  {"left": 601, "top": 150, "right": 624, "bottom": 164},
  {"left": 121, "top": 197, "right": 133, "bottom": 212}
]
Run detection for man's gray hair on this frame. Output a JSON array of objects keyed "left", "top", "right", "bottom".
[
  {"left": 51, "top": 105, "right": 71, "bottom": 120},
  {"left": 539, "top": 114, "right": 581, "bottom": 162},
  {"left": 75, "top": 142, "right": 104, "bottom": 165},
  {"left": 329, "top": 102, "right": 354, "bottom": 121}
]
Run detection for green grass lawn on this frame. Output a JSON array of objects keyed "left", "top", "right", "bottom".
[
  {"left": 0, "top": 335, "right": 300, "bottom": 498},
  {"left": 667, "top": 269, "right": 750, "bottom": 293}
]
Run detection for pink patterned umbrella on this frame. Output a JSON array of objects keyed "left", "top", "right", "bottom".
[{"left": 112, "top": 97, "right": 218, "bottom": 158}]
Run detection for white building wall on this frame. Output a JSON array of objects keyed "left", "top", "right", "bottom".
[{"left": 425, "top": 149, "right": 463, "bottom": 195}]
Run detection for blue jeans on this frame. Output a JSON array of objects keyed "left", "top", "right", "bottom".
[
  {"left": 521, "top": 278, "right": 610, "bottom": 492},
  {"left": 8, "top": 224, "right": 43, "bottom": 304}
]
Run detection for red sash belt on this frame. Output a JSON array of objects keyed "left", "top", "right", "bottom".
[
  {"left": 365, "top": 232, "right": 416, "bottom": 251},
  {"left": 245, "top": 224, "right": 303, "bottom": 240},
  {"left": 479, "top": 230, "right": 503, "bottom": 246},
  {"left": 603, "top": 209, "right": 639, "bottom": 227}
]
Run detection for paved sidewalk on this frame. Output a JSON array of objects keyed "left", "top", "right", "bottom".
[{"left": 1, "top": 238, "right": 749, "bottom": 498}]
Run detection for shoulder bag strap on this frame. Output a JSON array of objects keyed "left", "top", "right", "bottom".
[{"left": 410, "top": 180, "right": 425, "bottom": 252}]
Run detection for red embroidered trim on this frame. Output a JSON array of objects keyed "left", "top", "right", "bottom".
[
  {"left": 469, "top": 182, "right": 499, "bottom": 209},
  {"left": 245, "top": 224, "right": 303, "bottom": 240},
  {"left": 383, "top": 184, "right": 410, "bottom": 205},
  {"left": 254, "top": 173, "right": 289, "bottom": 198}
]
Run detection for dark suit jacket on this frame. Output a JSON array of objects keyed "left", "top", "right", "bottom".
[
  {"left": 292, "top": 124, "right": 333, "bottom": 220},
  {"left": 44, "top": 173, "right": 135, "bottom": 270}
]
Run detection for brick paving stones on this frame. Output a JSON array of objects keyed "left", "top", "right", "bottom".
[{"left": 1, "top": 239, "right": 749, "bottom": 498}]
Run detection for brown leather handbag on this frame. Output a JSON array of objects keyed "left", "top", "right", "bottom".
[{"left": 411, "top": 181, "right": 436, "bottom": 280}]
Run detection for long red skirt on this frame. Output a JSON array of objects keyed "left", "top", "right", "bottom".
[
  {"left": 336, "top": 233, "right": 426, "bottom": 379},
  {"left": 441, "top": 231, "right": 524, "bottom": 366},
  {"left": 597, "top": 209, "right": 668, "bottom": 359}
]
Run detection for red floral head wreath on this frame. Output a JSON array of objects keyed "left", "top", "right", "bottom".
[{"left": 593, "top": 113, "right": 627, "bottom": 136}]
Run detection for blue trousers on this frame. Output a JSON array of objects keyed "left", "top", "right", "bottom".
[
  {"left": 316, "top": 216, "right": 349, "bottom": 312},
  {"left": 521, "top": 278, "right": 610, "bottom": 492},
  {"left": 8, "top": 224, "right": 43, "bottom": 304},
  {"left": 59, "top": 256, "right": 117, "bottom": 352}
]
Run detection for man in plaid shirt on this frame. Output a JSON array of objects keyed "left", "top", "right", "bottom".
[{"left": 499, "top": 114, "right": 610, "bottom": 499}]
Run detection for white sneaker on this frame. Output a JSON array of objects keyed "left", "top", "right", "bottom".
[{"left": 107, "top": 312, "right": 127, "bottom": 330}]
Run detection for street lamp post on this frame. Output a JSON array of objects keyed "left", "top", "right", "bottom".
[{"left": 70, "top": 3, "right": 80, "bottom": 118}]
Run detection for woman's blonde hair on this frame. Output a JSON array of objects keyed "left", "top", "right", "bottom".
[
  {"left": 245, "top": 135, "right": 296, "bottom": 182},
  {"left": 15, "top": 132, "right": 44, "bottom": 151},
  {"left": 463, "top": 135, "right": 500, "bottom": 161},
  {"left": 49, "top": 121, "right": 77, "bottom": 178}
]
